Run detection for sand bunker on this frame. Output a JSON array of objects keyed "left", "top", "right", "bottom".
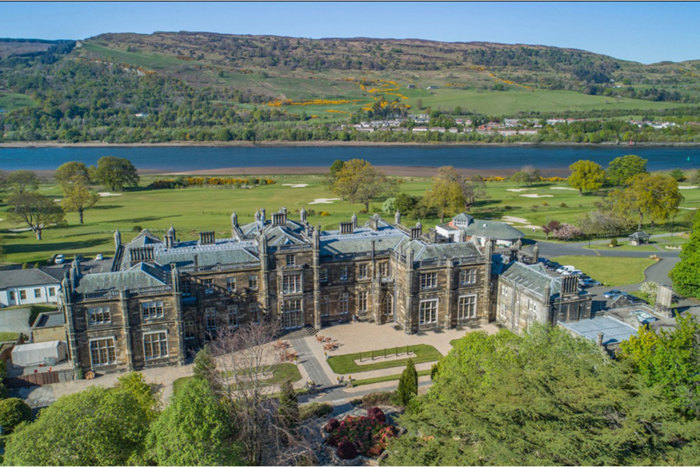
[
  {"left": 523, "top": 225, "right": 542, "bottom": 230},
  {"left": 502, "top": 216, "right": 529, "bottom": 224},
  {"left": 309, "top": 198, "right": 340, "bottom": 205},
  {"left": 679, "top": 186, "right": 698, "bottom": 190},
  {"left": 550, "top": 187, "right": 577, "bottom": 191},
  {"left": 98, "top": 192, "right": 123, "bottom": 197},
  {"left": 520, "top": 194, "right": 553, "bottom": 198},
  {"left": 680, "top": 207, "right": 698, "bottom": 210},
  {"left": 282, "top": 183, "right": 309, "bottom": 188},
  {"left": 506, "top": 188, "right": 532, "bottom": 192}
]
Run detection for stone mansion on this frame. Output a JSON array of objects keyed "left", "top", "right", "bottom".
[{"left": 58, "top": 208, "right": 591, "bottom": 374}]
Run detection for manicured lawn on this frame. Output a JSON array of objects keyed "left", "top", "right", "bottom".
[
  {"left": 327, "top": 344, "right": 442, "bottom": 374},
  {"left": 585, "top": 241, "right": 659, "bottom": 252},
  {"left": 0, "top": 332, "right": 19, "bottom": 342},
  {"left": 352, "top": 369, "right": 431, "bottom": 387},
  {"left": 2, "top": 174, "right": 697, "bottom": 265},
  {"left": 550, "top": 255, "right": 657, "bottom": 286},
  {"left": 173, "top": 362, "right": 302, "bottom": 395}
]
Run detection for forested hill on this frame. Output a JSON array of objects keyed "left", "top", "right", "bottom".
[{"left": 0, "top": 32, "right": 699, "bottom": 144}]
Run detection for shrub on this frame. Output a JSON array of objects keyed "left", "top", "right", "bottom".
[
  {"left": 551, "top": 223, "right": 584, "bottom": 240},
  {"left": 609, "top": 238, "right": 618, "bottom": 247},
  {"left": 320, "top": 211, "right": 330, "bottom": 217},
  {"left": 132, "top": 225, "right": 142, "bottom": 232},
  {"left": 560, "top": 202, "right": 568, "bottom": 208},
  {"left": 357, "top": 391, "right": 396, "bottom": 408},
  {"left": 397, "top": 359, "right": 418, "bottom": 406},
  {"left": 324, "top": 418, "right": 340, "bottom": 432},
  {"left": 336, "top": 440, "right": 358, "bottom": 459},
  {"left": 367, "top": 407, "right": 385, "bottom": 423},
  {"left": 0, "top": 398, "right": 32, "bottom": 434},
  {"left": 300, "top": 403, "right": 333, "bottom": 420}
]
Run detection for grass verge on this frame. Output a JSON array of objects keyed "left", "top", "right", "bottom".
[
  {"left": 0, "top": 332, "right": 19, "bottom": 342},
  {"left": 550, "top": 255, "right": 657, "bottom": 286},
  {"left": 173, "top": 362, "right": 302, "bottom": 395},
  {"left": 352, "top": 369, "right": 431, "bottom": 387},
  {"left": 327, "top": 344, "right": 442, "bottom": 374}
]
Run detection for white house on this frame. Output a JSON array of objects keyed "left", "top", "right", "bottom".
[
  {"left": 436, "top": 213, "right": 525, "bottom": 247},
  {"left": 0, "top": 269, "right": 61, "bottom": 307}
]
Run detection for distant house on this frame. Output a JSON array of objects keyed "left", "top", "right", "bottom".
[
  {"left": 426, "top": 85, "right": 439, "bottom": 90},
  {"left": 412, "top": 127, "right": 428, "bottom": 133},
  {"left": 0, "top": 269, "right": 61, "bottom": 307}
]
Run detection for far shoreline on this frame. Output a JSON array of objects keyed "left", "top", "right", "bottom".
[{"left": 2, "top": 140, "right": 700, "bottom": 149}]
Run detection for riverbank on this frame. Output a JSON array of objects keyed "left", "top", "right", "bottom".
[{"left": 2, "top": 140, "right": 700, "bottom": 149}]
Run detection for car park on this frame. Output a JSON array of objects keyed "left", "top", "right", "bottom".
[{"left": 556, "top": 265, "right": 576, "bottom": 274}]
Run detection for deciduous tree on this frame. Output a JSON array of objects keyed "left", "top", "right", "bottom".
[
  {"left": 331, "top": 159, "right": 393, "bottom": 212},
  {"left": 61, "top": 178, "right": 99, "bottom": 224},
  {"left": 606, "top": 154, "right": 647, "bottom": 186},
  {"left": 611, "top": 173, "right": 682, "bottom": 230},
  {"left": 55, "top": 161, "right": 90, "bottom": 186},
  {"left": 567, "top": 160, "right": 605, "bottom": 194},
  {"left": 511, "top": 165, "right": 541, "bottom": 186},
  {"left": 8, "top": 192, "right": 65, "bottom": 240},
  {"left": 424, "top": 166, "right": 467, "bottom": 222},
  {"left": 0, "top": 398, "right": 32, "bottom": 434},
  {"left": 95, "top": 156, "right": 139, "bottom": 191},
  {"left": 6, "top": 170, "right": 39, "bottom": 194}
]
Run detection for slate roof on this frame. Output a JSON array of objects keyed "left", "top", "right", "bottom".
[
  {"left": 407, "top": 240, "right": 484, "bottom": 262},
  {"left": 320, "top": 226, "right": 408, "bottom": 257},
  {"left": 629, "top": 231, "right": 650, "bottom": 239},
  {"left": 463, "top": 220, "right": 524, "bottom": 241},
  {"left": 153, "top": 239, "right": 259, "bottom": 268},
  {"left": 32, "top": 311, "right": 65, "bottom": 329},
  {"left": 500, "top": 262, "right": 561, "bottom": 299},
  {"left": 0, "top": 268, "right": 61, "bottom": 289},
  {"left": 75, "top": 262, "right": 170, "bottom": 294}
]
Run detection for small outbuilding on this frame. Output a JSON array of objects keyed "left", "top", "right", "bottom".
[
  {"left": 628, "top": 231, "right": 650, "bottom": 246},
  {"left": 11, "top": 340, "right": 68, "bottom": 367}
]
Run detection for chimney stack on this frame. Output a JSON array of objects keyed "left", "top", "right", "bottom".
[{"left": 199, "top": 231, "right": 215, "bottom": 245}]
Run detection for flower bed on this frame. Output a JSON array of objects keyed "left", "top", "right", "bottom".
[{"left": 324, "top": 408, "right": 397, "bottom": 459}]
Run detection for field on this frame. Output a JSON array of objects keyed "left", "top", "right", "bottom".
[
  {"left": 550, "top": 255, "right": 657, "bottom": 286},
  {"left": 0, "top": 91, "right": 36, "bottom": 112},
  {"left": 1, "top": 173, "right": 698, "bottom": 265},
  {"left": 172, "top": 362, "right": 302, "bottom": 395}
]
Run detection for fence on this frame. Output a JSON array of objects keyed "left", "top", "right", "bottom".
[{"left": 357, "top": 345, "right": 412, "bottom": 362}]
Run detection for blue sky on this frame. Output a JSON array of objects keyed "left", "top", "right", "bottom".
[{"left": 1, "top": 2, "right": 698, "bottom": 64}]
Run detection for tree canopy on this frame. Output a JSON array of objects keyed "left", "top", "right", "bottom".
[
  {"left": 330, "top": 159, "right": 393, "bottom": 211},
  {"left": 6, "top": 170, "right": 39, "bottom": 194},
  {"left": 384, "top": 326, "right": 700, "bottom": 466},
  {"left": 567, "top": 160, "right": 606, "bottom": 194},
  {"left": 8, "top": 191, "right": 65, "bottom": 240},
  {"left": 510, "top": 165, "right": 541, "bottom": 186},
  {"left": 424, "top": 166, "right": 469, "bottom": 222},
  {"left": 3, "top": 382, "right": 156, "bottom": 465},
  {"left": 54, "top": 161, "right": 90, "bottom": 187},
  {"left": 611, "top": 173, "right": 682, "bottom": 229},
  {"left": 61, "top": 178, "right": 99, "bottom": 224},
  {"left": 145, "top": 377, "right": 242, "bottom": 466},
  {"left": 94, "top": 156, "right": 139, "bottom": 191},
  {"left": 606, "top": 154, "right": 648, "bottom": 186}
]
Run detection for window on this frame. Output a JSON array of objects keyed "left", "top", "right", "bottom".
[
  {"left": 358, "top": 263, "right": 368, "bottom": 279},
  {"left": 458, "top": 295, "right": 477, "bottom": 319},
  {"left": 357, "top": 291, "right": 368, "bottom": 312},
  {"left": 420, "top": 272, "right": 438, "bottom": 290},
  {"left": 321, "top": 295, "right": 330, "bottom": 317},
  {"left": 9, "top": 291, "right": 15, "bottom": 300},
  {"left": 143, "top": 332, "right": 168, "bottom": 360},
  {"left": 419, "top": 299, "right": 438, "bottom": 325},
  {"left": 203, "top": 278, "right": 214, "bottom": 294},
  {"left": 90, "top": 337, "right": 116, "bottom": 366},
  {"left": 227, "top": 305, "right": 238, "bottom": 328},
  {"left": 48, "top": 287, "right": 56, "bottom": 297},
  {"left": 206, "top": 307, "right": 217, "bottom": 332},
  {"left": 141, "top": 301, "right": 164, "bottom": 320},
  {"left": 184, "top": 320, "right": 196, "bottom": 340},
  {"left": 181, "top": 279, "right": 192, "bottom": 296},
  {"left": 227, "top": 277, "right": 236, "bottom": 293},
  {"left": 319, "top": 268, "right": 328, "bottom": 284},
  {"left": 339, "top": 266, "right": 349, "bottom": 281},
  {"left": 501, "top": 285, "right": 508, "bottom": 296},
  {"left": 283, "top": 298, "right": 301, "bottom": 312},
  {"left": 248, "top": 275, "right": 258, "bottom": 290},
  {"left": 528, "top": 299, "right": 538, "bottom": 312},
  {"left": 460, "top": 269, "right": 477, "bottom": 286},
  {"left": 282, "top": 274, "right": 302, "bottom": 294},
  {"left": 19, "top": 290, "right": 26, "bottom": 300},
  {"left": 34, "top": 288, "right": 41, "bottom": 298},
  {"left": 286, "top": 254, "right": 295, "bottom": 266},
  {"left": 379, "top": 262, "right": 390, "bottom": 278},
  {"left": 250, "top": 303, "right": 261, "bottom": 323},
  {"left": 384, "top": 294, "right": 393, "bottom": 316},
  {"left": 88, "top": 306, "right": 111, "bottom": 325},
  {"left": 282, "top": 299, "right": 302, "bottom": 329},
  {"left": 339, "top": 292, "right": 349, "bottom": 314}
]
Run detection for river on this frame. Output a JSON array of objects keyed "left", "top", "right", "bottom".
[{"left": 1, "top": 145, "right": 699, "bottom": 172}]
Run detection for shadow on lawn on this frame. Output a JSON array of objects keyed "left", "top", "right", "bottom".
[{"left": 4, "top": 238, "right": 108, "bottom": 255}]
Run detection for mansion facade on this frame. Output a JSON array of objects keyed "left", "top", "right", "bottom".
[{"left": 57, "top": 208, "right": 590, "bottom": 375}]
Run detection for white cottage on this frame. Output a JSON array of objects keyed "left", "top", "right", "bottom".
[{"left": 0, "top": 268, "right": 61, "bottom": 307}]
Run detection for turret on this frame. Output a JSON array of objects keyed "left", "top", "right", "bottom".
[
  {"left": 351, "top": 213, "right": 358, "bottom": 228},
  {"left": 394, "top": 210, "right": 401, "bottom": 225},
  {"left": 165, "top": 224, "right": 176, "bottom": 248},
  {"left": 300, "top": 207, "right": 307, "bottom": 224}
]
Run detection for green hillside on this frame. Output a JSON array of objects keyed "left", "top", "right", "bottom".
[{"left": 0, "top": 33, "right": 698, "bottom": 144}]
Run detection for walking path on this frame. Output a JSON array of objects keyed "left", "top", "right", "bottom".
[{"left": 290, "top": 336, "right": 332, "bottom": 387}]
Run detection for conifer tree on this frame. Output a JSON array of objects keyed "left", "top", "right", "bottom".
[
  {"left": 397, "top": 358, "right": 418, "bottom": 406},
  {"left": 278, "top": 379, "right": 299, "bottom": 430},
  {"left": 193, "top": 345, "right": 221, "bottom": 394}
]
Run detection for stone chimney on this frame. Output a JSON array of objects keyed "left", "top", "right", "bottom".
[
  {"left": 129, "top": 246, "right": 154, "bottom": 264},
  {"left": 300, "top": 207, "right": 307, "bottom": 224},
  {"left": 394, "top": 210, "right": 401, "bottom": 225},
  {"left": 114, "top": 229, "right": 121, "bottom": 252},
  {"left": 231, "top": 211, "right": 239, "bottom": 228},
  {"left": 339, "top": 221, "right": 354, "bottom": 234},
  {"left": 199, "top": 231, "right": 215, "bottom": 245},
  {"left": 272, "top": 212, "right": 286, "bottom": 226},
  {"left": 533, "top": 244, "right": 539, "bottom": 263},
  {"left": 351, "top": 213, "right": 358, "bottom": 228},
  {"left": 261, "top": 208, "right": 266, "bottom": 223},
  {"left": 410, "top": 221, "right": 422, "bottom": 240}
]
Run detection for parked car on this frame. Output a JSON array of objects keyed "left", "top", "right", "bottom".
[
  {"left": 556, "top": 265, "right": 576, "bottom": 274},
  {"left": 54, "top": 254, "right": 65, "bottom": 264},
  {"left": 95, "top": 253, "right": 104, "bottom": 261},
  {"left": 603, "top": 289, "right": 624, "bottom": 299},
  {"left": 579, "top": 278, "right": 601, "bottom": 287},
  {"left": 562, "top": 269, "right": 583, "bottom": 276}
]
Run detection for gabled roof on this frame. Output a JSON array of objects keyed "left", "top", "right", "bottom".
[
  {"left": 320, "top": 227, "right": 407, "bottom": 257},
  {"left": 154, "top": 238, "right": 259, "bottom": 268},
  {"left": 75, "top": 262, "right": 170, "bottom": 294},
  {"left": 0, "top": 268, "right": 61, "bottom": 289},
  {"left": 629, "top": 231, "right": 650, "bottom": 239},
  {"left": 463, "top": 220, "right": 524, "bottom": 240},
  {"left": 500, "top": 262, "right": 561, "bottom": 299},
  {"left": 408, "top": 239, "right": 484, "bottom": 262}
]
